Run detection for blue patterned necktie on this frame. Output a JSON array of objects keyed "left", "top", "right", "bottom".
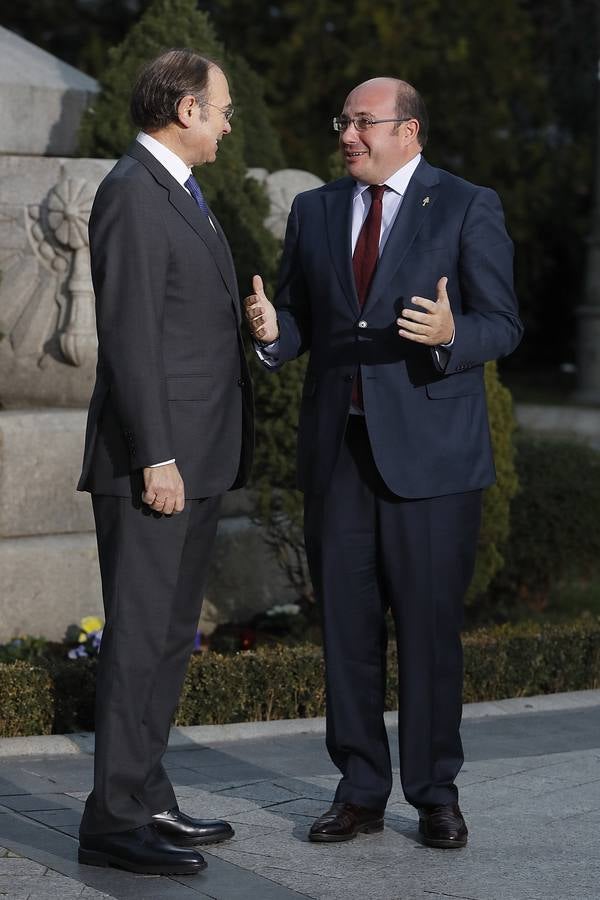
[{"left": 184, "top": 174, "right": 210, "bottom": 217}]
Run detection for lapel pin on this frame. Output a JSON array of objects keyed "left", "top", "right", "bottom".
[{"left": 422, "top": 196, "right": 430, "bottom": 207}]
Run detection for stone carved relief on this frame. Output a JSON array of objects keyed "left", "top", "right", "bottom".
[
  {"left": 0, "top": 158, "right": 320, "bottom": 408},
  {"left": 29, "top": 177, "right": 97, "bottom": 367},
  {"left": 0, "top": 175, "right": 96, "bottom": 372}
]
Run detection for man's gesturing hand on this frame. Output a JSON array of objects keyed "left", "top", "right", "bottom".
[
  {"left": 244, "top": 275, "right": 279, "bottom": 343},
  {"left": 397, "top": 276, "right": 454, "bottom": 346},
  {"left": 142, "top": 462, "right": 185, "bottom": 515}
]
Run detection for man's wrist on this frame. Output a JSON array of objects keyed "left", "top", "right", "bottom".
[{"left": 439, "top": 327, "right": 455, "bottom": 349}]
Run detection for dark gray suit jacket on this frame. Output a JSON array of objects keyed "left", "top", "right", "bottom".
[{"left": 78, "top": 141, "right": 253, "bottom": 498}]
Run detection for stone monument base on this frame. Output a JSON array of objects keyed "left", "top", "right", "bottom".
[{"left": 0, "top": 409, "right": 293, "bottom": 642}]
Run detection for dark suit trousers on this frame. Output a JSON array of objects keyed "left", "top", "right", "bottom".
[
  {"left": 79, "top": 493, "right": 221, "bottom": 835},
  {"left": 304, "top": 416, "right": 482, "bottom": 810}
]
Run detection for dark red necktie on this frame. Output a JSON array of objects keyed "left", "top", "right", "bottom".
[{"left": 351, "top": 184, "right": 386, "bottom": 408}]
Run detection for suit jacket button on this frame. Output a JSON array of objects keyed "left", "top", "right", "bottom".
[
  {"left": 358, "top": 320, "right": 368, "bottom": 328},
  {"left": 343, "top": 374, "right": 353, "bottom": 382},
  {"left": 237, "top": 378, "right": 245, "bottom": 386}
]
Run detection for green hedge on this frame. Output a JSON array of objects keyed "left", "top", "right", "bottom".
[
  {"left": 486, "top": 434, "right": 600, "bottom": 613},
  {"left": 1, "top": 619, "right": 599, "bottom": 737},
  {"left": 0, "top": 663, "right": 54, "bottom": 737}
]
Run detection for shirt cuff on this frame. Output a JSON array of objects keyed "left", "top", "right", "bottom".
[
  {"left": 254, "top": 337, "right": 280, "bottom": 367},
  {"left": 149, "top": 459, "right": 175, "bottom": 467},
  {"left": 439, "top": 329, "right": 455, "bottom": 348}
]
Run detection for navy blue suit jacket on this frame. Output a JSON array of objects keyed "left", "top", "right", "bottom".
[{"left": 272, "top": 157, "right": 523, "bottom": 498}]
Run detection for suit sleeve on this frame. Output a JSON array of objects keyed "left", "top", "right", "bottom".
[
  {"left": 89, "top": 176, "right": 174, "bottom": 468},
  {"left": 271, "top": 197, "right": 312, "bottom": 364},
  {"left": 434, "top": 187, "right": 523, "bottom": 374}
]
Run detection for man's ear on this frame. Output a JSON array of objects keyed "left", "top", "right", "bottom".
[
  {"left": 176, "top": 95, "right": 195, "bottom": 127},
  {"left": 402, "top": 118, "right": 420, "bottom": 146}
]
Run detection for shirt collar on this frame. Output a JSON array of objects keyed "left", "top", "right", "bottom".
[
  {"left": 136, "top": 132, "right": 192, "bottom": 187},
  {"left": 354, "top": 152, "right": 422, "bottom": 198}
]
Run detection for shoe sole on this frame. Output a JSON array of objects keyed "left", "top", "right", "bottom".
[
  {"left": 166, "top": 831, "right": 235, "bottom": 847},
  {"left": 418, "top": 824, "right": 467, "bottom": 849},
  {"left": 309, "top": 821, "right": 384, "bottom": 842},
  {"left": 421, "top": 836, "right": 467, "bottom": 849},
  {"left": 78, "top": 847, "right": 208, "bottom": 874}
]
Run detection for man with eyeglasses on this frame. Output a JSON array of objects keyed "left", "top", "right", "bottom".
[
  {"left": 77, "top": 49, "right": 253, "bottom": 875},
  {"left": 245, "top": 77, "right": 522, "bottom": 849}
]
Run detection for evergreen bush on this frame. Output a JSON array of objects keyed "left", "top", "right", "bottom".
[
  {"left": 466, "top": 362, "right": 519, "bottom": 603},
  {"left": 1, "top": 619, "right": 598, "bottom": 736},
  {"left": 77, "top": 0, "right": 282, "bottom": 296},
  {"left": 489, "top": 434, "right": 600, "bottom": 612},
  {"left": 0, "top": 663, "right": 54, "bottom": 737}
]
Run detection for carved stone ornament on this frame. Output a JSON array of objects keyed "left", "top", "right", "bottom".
[
  {"left": 45, "top": 177, "right": 97, "bottom": 366},
  {"left": 0, "top": 175, "right": 97, "bottom": 371}
]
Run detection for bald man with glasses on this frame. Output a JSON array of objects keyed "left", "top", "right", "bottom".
[{"left": 245, "top": 77, "right": 522, "bottom": 849}]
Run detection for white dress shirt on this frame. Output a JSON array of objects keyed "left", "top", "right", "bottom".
[{"left": 351, "top": 153, "right": 421, "bottom": 254}]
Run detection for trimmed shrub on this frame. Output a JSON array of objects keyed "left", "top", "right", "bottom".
[
  {"left": 0, "top": 663, "right": 54, "bottom": 737},
  {"left": 488, "top": 434, "right": 600, "bottom": 612},
  {"left": 176, "top": 644, "right": 326, "bottom": 725},
  {"left": 1, "top": 619, "right": 599, "bottom": 736},
  {"left": 466, "top": 362, "right": 519, "bottom": 602},
  {"left": 48, "top": 660, "right": 97, "bottom": 735},
  {"left": 462, "top": 618, "right": 600, "bottom": 701}
]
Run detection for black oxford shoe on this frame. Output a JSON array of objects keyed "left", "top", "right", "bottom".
[
  {"left": 78, "top": 824, "right": 207, "bottom": 874},
  {"left": 309, "top": 802, "right": 385, "bottom": 842},
  {"left": 418, "top": 803, "right": 468, "bottom": 849},
  {"left": 152, "top": 807, "right": 234, "bottom": 845}
]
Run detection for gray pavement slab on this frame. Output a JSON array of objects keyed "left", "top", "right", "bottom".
[{"left": 0, "top": 700, "right": 600, "bottom": 898}]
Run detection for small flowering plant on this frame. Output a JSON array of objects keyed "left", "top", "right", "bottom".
[{"left": 67, "top": 616, "right": 104, "bottom": 660}]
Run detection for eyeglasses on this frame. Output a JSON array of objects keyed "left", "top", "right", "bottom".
[
  {"left": 199, "top": 101, "right": 235, "bottom": 122},
  {"left": 332, "top": 115, "right": 411, "bottom": 133}
]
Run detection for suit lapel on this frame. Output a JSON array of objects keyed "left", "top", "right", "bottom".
[
  {"left": 364, "top": 158, "right": 440, "bottom": 312},
  {"left": 125, "top": 143, "right": 239, "bottom": 305},
  {"left": 323, "top": 180, "right": 360, "bottom": 316},
  {"left": 207, "top": 208, "right": 242, "bottom": 322}
]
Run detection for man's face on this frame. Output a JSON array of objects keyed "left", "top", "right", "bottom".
[
  {"left": 339, "top": 82, "right": 416, "bottom": 184},
  {"left": 188, "top": 66, "right": 232, "bottom": 166}
]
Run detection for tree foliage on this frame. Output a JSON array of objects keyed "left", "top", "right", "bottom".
[
  {"left": 7, "top": 1, "right": 597, "bottom": 366},
  {"left": 77, "top": 0, "right": 283, "bottom": 301},
  {"left": 198, "top": 0, "right": 596, "bottom": 367}
]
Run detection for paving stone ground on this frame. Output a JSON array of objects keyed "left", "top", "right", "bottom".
[{"left": 1, "top": 701, "right": 599, "bottom": 900}]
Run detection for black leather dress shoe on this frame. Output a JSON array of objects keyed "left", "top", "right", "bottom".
[
  {"left": 418, "top": 803, "right": 468, "bottom": 849},
  {"left": 152, "top": 807, "right": 234, "bottom": 845},
  {"left": 309, "top": 802, "right": 385, "bottom": 842},
  {"left": 78, "top": 824, "right": 207, "bottom": 874}
]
